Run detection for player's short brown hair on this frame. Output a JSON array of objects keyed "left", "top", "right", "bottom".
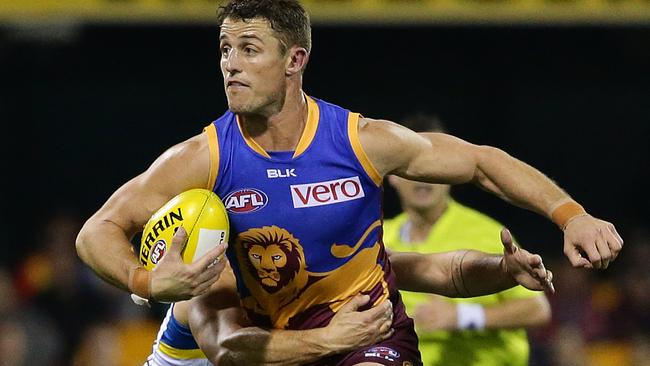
[{"left": 217, "top": 0, "right": 312, "bottom": 53}]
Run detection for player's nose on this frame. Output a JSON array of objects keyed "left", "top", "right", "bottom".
[{"left": 224, "top": 50, "right": 243, "bottom": 73}]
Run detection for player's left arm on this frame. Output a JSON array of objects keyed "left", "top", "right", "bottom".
[
  {"left": 389, "top": 229, "right": 554, "bottom": 297},
  {"left": 359, "top": 117, "right": 623, "bottom": 269}
]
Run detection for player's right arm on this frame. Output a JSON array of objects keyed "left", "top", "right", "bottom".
[
  {"left": 75, "top": 132, "right": 225, "bottom": 302},
  {"left": 359, "top": 117, "right": 623, "bottom": 269},
  {"left": 189, "top": 267, "right": 394, "bottom": 366}
]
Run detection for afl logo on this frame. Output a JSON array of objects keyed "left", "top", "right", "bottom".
[
  {"left": 150, "top": 240, "right": 167, "bottom": 264},
  {"left": 224, "top": 188, "right": 268, "bottom": 214}
]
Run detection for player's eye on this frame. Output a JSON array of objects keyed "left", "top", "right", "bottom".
[
  {"left": 220, "top": 45, "right": 231, "bottom": 58},
  {"left": 244, "top": 46, "right": 257, "bottom": 55}
]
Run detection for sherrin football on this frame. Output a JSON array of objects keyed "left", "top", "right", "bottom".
[{"left": 139, "top": 188, "right": 229, "bottom": 271}]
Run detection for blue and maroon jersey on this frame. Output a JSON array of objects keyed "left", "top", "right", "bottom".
[{"left": 205, "top": 96, "right": 403, "bottom": 330}]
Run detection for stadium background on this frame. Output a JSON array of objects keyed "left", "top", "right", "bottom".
[{"left": 1, "top": 0, "right": 649, "bottom": 365}]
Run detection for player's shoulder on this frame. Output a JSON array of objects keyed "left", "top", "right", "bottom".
[{"left": 160, "top": 132, "right": 210, "bottom": 163}]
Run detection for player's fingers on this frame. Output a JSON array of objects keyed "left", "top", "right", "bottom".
[
  {"left": 546, "top": 270, "right": 555, "bottom": 293},
  {"left": 582, "top": 238, "right": 604, "bottom": 269},
  {"left": 379, "top": 328, "right": 395, "bottom": 341},
  {"left": 529, "top": 255, "right": 547, "bottom": 279},
  {"left": 366, "top": 299, "right": 393, "bottom": 321},
  {"left": 194, "top": 258, "right": 226, "bottom": 284},
  {"left": 594, "top": 234, "right": 612, "bottom": 269},
  {"left": 605, "top": 224, "right": 623, "bottom": 261},
  {"left": 608, "top": 223, "right": 624, "bottom": 248},
  {"left": 168, "top": 226, "right": 189, "bottom": 256},
  {"left": 500, "top": 228, "right": 517, "bottom": 254},
  {"left": 564, "top": 240, "right": 593, "bottom": 269},
  {"left": 340, "top": 294, "right": 371, "bottom": 313},
  {"left": 191, "top": 243, "right": 228, "bottom": 272},
  {"left": 377, "top": 320, "right": 393, "bottom": 337},
  {"left": 528, "top": 253, "right": 542, "bottom": 268}
]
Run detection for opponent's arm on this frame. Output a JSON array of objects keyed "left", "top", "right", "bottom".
[
  {"left": 75, "top": 133, "right": 225, "bottom": 302},
  {"left": 360, "top": 118, "right": 623, "bottom": 269},
  {"left": 390, "top": 229, "right": 554, "bottom": 297},
  {"left": 189, "top": 268, "right": 394, "bottom": 366}
]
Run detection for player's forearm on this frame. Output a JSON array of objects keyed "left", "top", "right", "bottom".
[
  {"left": 392, "top": 250, "right": 517, "bottom": 297},
  {"left": 217, "top": 327, "right": 338, "bottom": 366},
  {"left": 190, "top": 293, "right": 343, "bottom": 366},
  {"left": 448, "top": 250, "right": 518, "bottom": 297},
  {"left": 76, "top": 218, "right": 140, "bottom": 291},
  {"left": 484, "top": 295, "right": 551, "bottom": 329},
  {"left": 391, "top": 251, "right": 451, "bottom": 295},
  {"left": 473, "top": 145, "right": 571, "bottom": 218}
]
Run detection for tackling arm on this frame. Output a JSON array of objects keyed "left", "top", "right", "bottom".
[
  {"left": 389, "top": 229, "right": 554, "bottom": 297},
  {"left": 189, "top": 267, "right": 394, "bottom": 366}
]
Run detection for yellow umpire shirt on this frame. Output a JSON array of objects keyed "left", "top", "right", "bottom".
[{"left": 384, "top": 200, "right": 542, "bottom": 366}]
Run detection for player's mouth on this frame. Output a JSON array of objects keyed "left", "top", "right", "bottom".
[{"left": 227, "top": 79, "right": 249, "bottom": 88}]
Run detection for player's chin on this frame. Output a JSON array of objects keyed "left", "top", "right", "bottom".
[{"left": 227, "top": 99, "right": 255, "bottom": 114}]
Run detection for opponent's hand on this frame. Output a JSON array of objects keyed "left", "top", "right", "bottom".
[
  {"left": 413, "top": 296, "right": 456, "bottom": 331},
  {"left": 563, "top": 215, "right": 623, "bottom": 270},
  {"left": 321, "top": 294, "right": 394, "bottom": 353},
  {"left": 150, "top": 227, "right": 228, "bottom": 302},
  {"left": 501, "top": 229, "right": 554, "bottom": 293}
]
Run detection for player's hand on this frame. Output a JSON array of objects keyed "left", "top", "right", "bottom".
[
  {"left": 563, "top": 215, "right": 623, "bottom": 270},
  {"left": 413, "top": 296, "right": 456, "bottom": 331},
  {"left": 501, "top": 229, "right": 555, "bottom": 293},
  {"left": 150, "top": 227, "right": 228, "bottom": 302},
  {"left": 321, "top": 294, "right": 394, "bottom": 353}
]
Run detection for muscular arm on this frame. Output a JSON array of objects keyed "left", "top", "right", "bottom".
[
  {"left": 360, "top": 119, "right": 565, "bottom": 216},
  {"left": 75, "top": 133, "right": 220, "bottom": 300},
  {"left": 390, "top": 229, "right": 553, "bottom": 297},
  {"left": 360, "top": 118, "right": 623, "bottom": 268},
  {"left": 188, "top": 268, "right": 393, "bottom": 366},
  {"left": 391, "top": 250, "right": 517, "bottom": 297}
]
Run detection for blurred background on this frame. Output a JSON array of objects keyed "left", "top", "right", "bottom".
[{"left": 1, "top": 0, "right": 649, "bottom": 365}]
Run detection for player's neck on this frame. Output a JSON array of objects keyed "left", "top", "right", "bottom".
[
  {"left": 238, "top": 86, "right": 307, "bottom": 152},
  {"left": 403, "top": 199, "right": 449, "bottom": 242}
]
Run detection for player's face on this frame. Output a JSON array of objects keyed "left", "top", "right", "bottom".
[
  {"left": 389, "top": 176, "right": 450, "bottom": 212},
  {"left": 219, "top": 17, "right": 288, "bottom": 115}
]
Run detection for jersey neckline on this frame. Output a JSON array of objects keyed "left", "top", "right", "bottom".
[{"left": 234, "top": 94, "right": 320, "bottom": 160}]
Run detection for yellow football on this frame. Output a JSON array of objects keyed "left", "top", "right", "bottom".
[{"left": 139, "top": 188, "right": 229, "bottom": 271}]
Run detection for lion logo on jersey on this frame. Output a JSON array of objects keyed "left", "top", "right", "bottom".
[{"left": 236, "top": 226, "right": 309, "bottom": 315}]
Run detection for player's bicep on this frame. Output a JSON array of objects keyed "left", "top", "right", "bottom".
[
  {"left": 89, "top": 133, "right": 211, "bottom": 237},
  {"left": 403, "top": 132, "right": 482, "bottom": 184},
  {"left": 359, "top": 118, "right": 481, "bottom": 184}
]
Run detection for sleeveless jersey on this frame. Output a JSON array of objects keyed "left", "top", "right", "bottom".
[{"left": 205, "top": 96, "right": 401, "bottom": 330}]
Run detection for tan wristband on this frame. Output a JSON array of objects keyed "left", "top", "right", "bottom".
[
  {"left": 128, "top": 266, "right": 151, "bottom": 300},
  {"left": 551, "top": 201, "right": 587, "bottom": 230}
]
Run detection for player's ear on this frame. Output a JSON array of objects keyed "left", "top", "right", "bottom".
[{"left": 285, "top": 46, "right": 309, "bottom": 76}]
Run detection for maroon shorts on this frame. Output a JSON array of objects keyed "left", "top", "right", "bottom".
[{"left": 334, "top": 322, "right": 422, "bottom": 366}]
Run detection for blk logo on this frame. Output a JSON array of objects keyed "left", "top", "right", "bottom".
[
  {"left": 267, "top": 169, "right": 297, "bottom": 178},
  {"left": 224, "top": 188, "right": 269, "bottom": 214}
]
